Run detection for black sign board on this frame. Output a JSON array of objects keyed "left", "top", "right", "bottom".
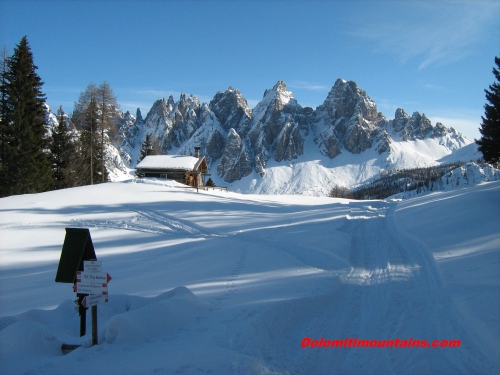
[{"left": 55, "top": 228, "right": 96, "bottom": 283}]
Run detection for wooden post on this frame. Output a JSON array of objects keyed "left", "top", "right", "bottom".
[
  {"left": 91, "top": 305, "right": 98, "bottom": 346},
  {"left": 78, "top": 294, "right": 87, "bottom": 337}
]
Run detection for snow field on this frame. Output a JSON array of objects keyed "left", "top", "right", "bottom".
[{"left": 0, "top": 179, "right": 498, "bottom": 374}]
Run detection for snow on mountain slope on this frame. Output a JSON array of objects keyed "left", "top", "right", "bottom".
[
  {"left": 216, "top": 133, "right": 478, "bottom": 195},
  {"left": 386, "top": 136, "right": 469, "bottom": 170},
  {"left": 1, "top": 181, "right": 498, "bottom": 374},
  {"left": 106, "top": 78, "right": 478, "bottom": 195},
  {"left": 439, "top": 142, "right": 482, "bottom": 164}
]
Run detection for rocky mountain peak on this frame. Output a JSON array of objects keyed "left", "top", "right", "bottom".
[
  {"left": 394, "top": 107, "right": 407, "bottom": 121},
  {"left": 167, "top": 95, "right": 175, "bottom": 109},
  {"left": 118, "top": 111, "right": 136, "bottom": 134},
  {"left": 264, "top": 80, "right": 294, "bottom": 107},
  {"left": 312, "top": 79, "right": 383, "bottom": 157},
  {"left": 209, "top": 87, "right": 252, "bottom": 133},
  {"left": 254, "top": 81, "right": 299, "bottom": 123},
  {"left": 122, "top": 110, "right": 135, "bottom": 123},
  {"left": 391, "top": 108, "right": 433, "bottom": 141},
  {"left": 320, "top": 78, "right": 378, "bottom": 121},
  {"left": 248, "top": 81, "right": 309, "bottom": 165},
  {"left": 145, "top": 98, "right": 169, "bottom": 121},
  {"left": 135, "top": 108, "right": 143, "bottom": 124},
  {"left": 273, "top": 80, "right": 287, "bottom": 92}
]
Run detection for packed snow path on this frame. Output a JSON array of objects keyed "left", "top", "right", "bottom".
[
  {"left": 225, "top": 201, "right": 491, "bottom": 374},
  {"left": 0, "top": 180, "right": 498, "bottom": 374}
]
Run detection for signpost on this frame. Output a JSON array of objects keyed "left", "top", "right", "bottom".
[
  {"left": 76, "top": 261, "right": 112, "bottom": 346},
  {"left": 55, "top": 228, "right": 112, "bottom": 348}
]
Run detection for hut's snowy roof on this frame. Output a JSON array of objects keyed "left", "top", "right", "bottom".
[{"left": 136, "top": 155, "right": 202, "bottom": 170}]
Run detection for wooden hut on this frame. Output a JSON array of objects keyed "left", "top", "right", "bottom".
[{"left": 135, "top": 148, "right": 208, "bottom": 188}]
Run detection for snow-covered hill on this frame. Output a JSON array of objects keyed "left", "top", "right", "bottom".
[{"left": 0, "top": 180, "right": 498, "bottom": 374}]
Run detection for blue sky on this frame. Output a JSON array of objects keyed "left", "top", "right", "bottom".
[{"left": 1, "top": 0, "right": 499, "bottom": 139}]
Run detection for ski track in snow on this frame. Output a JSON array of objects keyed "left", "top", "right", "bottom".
[
  {"left": 0, "top": 208, "right": 228, "bottom": 238},
  {"left": 244, "top": 201, "right": 491, "bottom": 374}
]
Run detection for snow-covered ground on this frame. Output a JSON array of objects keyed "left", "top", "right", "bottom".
[{"left": 0, "top": 179, "right": 498, "bottom": 374}]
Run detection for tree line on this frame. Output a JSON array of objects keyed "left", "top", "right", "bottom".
[
  {"left": 329, "top": 159, "right": 500, "bottom": 200},
  {"left": 0, "top": 36, "right": 121, "bottom": 197},
  {"left": 329, "top": 163, "right": 466, "bottom": 200}
]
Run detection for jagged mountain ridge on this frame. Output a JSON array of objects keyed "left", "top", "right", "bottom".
[
  {"left": 114, "top": 78, "right": 475, "bottom": 194},
  {"left": 41, "top": 78, "right": 476, "bottom": 194}
]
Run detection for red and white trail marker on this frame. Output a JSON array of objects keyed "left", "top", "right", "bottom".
[
  {"left": 75, "top": 268, "right": 112, "bottom": 300},
  {"left": 82, "top": 294, "right": 108, "bottom": 308},
  {"left": 76, "top": 282, "right": 108, "bottom": 295},
  {"left": 77, "top": 271, "right": 112, "bottom": 283}
]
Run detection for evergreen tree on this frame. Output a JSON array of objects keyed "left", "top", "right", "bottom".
[
  {"left": 476, "top": 56, "right": 500, "bottom": 165},
  {"left": 50, "top": 107, "right": 75, "bottom": 189},
  {"left": 0, "top": 45, "right": 13, "bottom": 197},
  {"left": 1, "top": 36, "right": 52, "bottom": 196},
  {"left": 136, "top": 134, "right": 155, "bottom": 178},
  {"left": 137, "top": 133, "right": 155, "bottom": 163},
  {"left": 205, "top": 177, "right": 215, "bottom": 187},
  {"left": 79, "top": 97, "right": 108, "bottom": 185}
]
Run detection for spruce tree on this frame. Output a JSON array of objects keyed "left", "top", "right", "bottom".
[
  {"left": 138, "top": 133, "right": 155, "bottom": 163},
  {"left": 1, "top": 36, "right": 52, "bottom": 196},
  {"left": 136, "top": 134, "right": 155, "bottom": 178},
  {"left": 50, "top": 108, "right": 75, "bottom": 189},
  {"left": 0, "top": 45, "right": 13, "bottom": 197},
  {"left": 476, "top": 56, "right": 500, "bottom": 165}
]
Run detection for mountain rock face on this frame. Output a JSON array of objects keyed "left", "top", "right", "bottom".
[
  {"left": 209, "top": 86, "right": 252, "bottom": 134},
  {"left": 114, "top": 78, "right": 473, "bottom": 193},
  {"left": 248, "top": 81, "right": 312, "bottom": 164},
  {"left": 217, "top": 128, "right": 252, "bottom": 182},
  {"left": 312, "top": 79, "right": 386, "bottom": 157},
  {"left": 391, "top": 108, "right": 433, "bottom": 141},
  {"left": 126, "top": 94, "right": 202, "bottom": 153}
]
